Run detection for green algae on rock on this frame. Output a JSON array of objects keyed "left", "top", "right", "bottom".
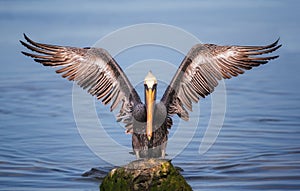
[{"left": 100, "top": 159, "right": 192, "bottom": 191}]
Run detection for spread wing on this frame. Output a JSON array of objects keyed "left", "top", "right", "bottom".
[
  {"left": 20, "top": 34, "right": 141, "bottom": 131},
  {"left": 161, "top": 39, "right": 281, "bottom": 120}
]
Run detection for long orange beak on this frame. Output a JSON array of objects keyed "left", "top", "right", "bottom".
[{"left": 145, "top": 88, "right": 155, "bottom": 140}]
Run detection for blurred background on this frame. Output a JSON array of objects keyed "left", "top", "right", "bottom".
[{"left": 1, "top": 0, "right": 299, "bottom": 190}]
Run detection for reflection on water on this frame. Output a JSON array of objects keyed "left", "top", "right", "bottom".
[{"left": 1, "top": 0, "right": 300, "bottom": 190}]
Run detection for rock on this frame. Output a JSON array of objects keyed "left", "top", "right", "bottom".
[
  {"left": 82, "top": 167, "right": 108, "bottom": 179},
  {"left": 100, "top": 158, "right": 192, "bottom": 191}
]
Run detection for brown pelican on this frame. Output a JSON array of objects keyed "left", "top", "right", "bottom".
[{"left": 20, "top": 34, "right": 281, "bottom": 158}]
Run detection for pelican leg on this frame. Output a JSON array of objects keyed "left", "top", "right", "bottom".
[
  {"left": 161, "top": 149, "right": 166, "bottom": 159},
  {"left": 160, "top": 141, "right": 167, "bottom": 159},
  {"left": 135, "top": 150, "right": 140, "bottom": 159}
]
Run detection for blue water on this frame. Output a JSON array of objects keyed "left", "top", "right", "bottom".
[{"left": 1, "top": 1, "right": 300, "bottom": 190}]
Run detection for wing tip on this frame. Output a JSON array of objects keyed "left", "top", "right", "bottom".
[
  {"left": 273, "top": 37, "right": 280, "bottom": 46},
  {"left": 267, "top": 38, "right": 282, "bottom": 53},
  {"left": 19, "top": 39, "right": 30, "bottom": 49},
  {"left": 272, "top": 37, "right": 282, "bottom": 50},
  {"left": 23, "top": 33, "right": 33, "bottom": 44},
  {"left": 21, "top": 51, "right": 31, "bottom": 57},
  {"left": 23, "top": 33, "right": 28, "bottom": 39}
]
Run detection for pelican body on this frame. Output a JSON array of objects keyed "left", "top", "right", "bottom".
[
  {"left": 20, "top": 34, "right": 281, "bottom": 158},
  {"left": 131, "top": 72, "right": 170, "bottom": 158}
]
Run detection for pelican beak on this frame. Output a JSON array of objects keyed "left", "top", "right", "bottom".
[
  {"left": 144, "top": 71, "right": 157, "bottom": 141},
  {"left": 145, "top": 87, "right": 155, "bottom": 140}
]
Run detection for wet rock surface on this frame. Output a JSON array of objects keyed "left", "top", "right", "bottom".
[{"left": 100, "top": 158, "right": 192, "bottom": 191}]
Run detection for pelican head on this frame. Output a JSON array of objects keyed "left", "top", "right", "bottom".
[{"left": 144, "top": 71, "right": 157, "bottom": 140}]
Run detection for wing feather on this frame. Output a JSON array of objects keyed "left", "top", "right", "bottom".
[
  {"left": 20, "top": 34, "right": 141, "bottom": 130},
  {"left": 161, "top": 39, "right": 281, "bottom": 120}
]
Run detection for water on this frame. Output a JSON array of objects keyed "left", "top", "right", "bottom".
[{"left": 1, "top": 0, "right": 300, "bottom": 190}]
